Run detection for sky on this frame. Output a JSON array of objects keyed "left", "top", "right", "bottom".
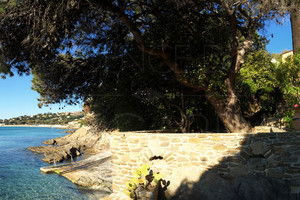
[
  {"left": 0, "top": 18, "right": 293, "bottom": 120},
  {"left": 264, "top": 17, "right": 293, "bottom": 54},
  {"left": 0, "top": 75, "right": 82, "bottom": 119}
]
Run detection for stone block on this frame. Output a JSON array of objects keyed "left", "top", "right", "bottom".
[
  {"left": 130, "top": 148, "right": 143, "bottom": 152},
  {"left": 120, "top": 155, "right": 131, "bottom": 163},
  {"left": 266, "top": 167, "right": 284, "bottom": 178},
  {"left": 110, "top": 141, "right": 119, "bottom": 148},
  {"left": 250, "top": 141, "right": 264, "bottom": 155},
  {"left": 165, "top": 156, "right": 175, "bottom": 162},
  {"left": 227, "top": 156, "right": 242, "bottom": 163},
  {"left": 189, "top": 137, "right": 202, "bottom": 144},
  {"left": 262, "top": 148, "right": 272, "bottom": 159},
  {"left": 181, "top": 143, "right": 194, "bottom": 152},
  {"left": 129, "top": 139, "right": 139, "bottom": 144},
  {"left": 188, "top": 152, "right": 200, "bottom": 157},
  {"left": 162, "top": 151, "right": 173, "bottom": 160},
  {"left": 130, "top": 152, "right": 139, "bottom": 158},
  {"left": 213, "top": 144, "right": 227, "bottom": 151},
  {"left": 197, "top": 134, "right": 207, "bottom": 138},
  {"left": 211, "top": 136, "right": 222, "bottom": 141},
  {"left": 171, "top": 138, "right": 181, "bottom": 143},
  {"left": 176, "top": 156, "right": 189, "bottom": 162},
  {"left": 247, "top": 158, "right": 268, "bottom": 171},
  {"left": 160, "top": 142, "right": 170, "bottom": 147},
  {"left": 194, "top": 145, "right": 209, "bottom": 152}
]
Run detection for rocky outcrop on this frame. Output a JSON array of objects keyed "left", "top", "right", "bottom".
[
  {"left": 40, "top": 151, "right": 113, "bottom": 195},
  {"left": 28, "top": 126, "right": 110, "bottom": 163},
  {"left": 28, "top": 144, "right": 81, "bottom": 163}
]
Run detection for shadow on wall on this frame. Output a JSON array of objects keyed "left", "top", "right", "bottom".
[{"left": 169, "top": 132, "right": 300, "bottom": 200}]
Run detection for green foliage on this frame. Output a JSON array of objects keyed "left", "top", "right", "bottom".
[
  {"left": 237, "top": 49, "right": 300, "bottom": 126},
  {"left": 0, "top": 0, "right": 17, "bottom": 13},
  {"left": 283, "top": 109, "right": 295, "bottom": 128},
  {"left": 0, "top": 0, "right": 291, "bottom": 132},
  {"left": 3, "top": 112, "right": 84, "bottom": 125},
  {"left": 237, "top": 49, "right": 280, "bottom": 123},
  {"left": 276, "top": 51, "right": 300, "bottom": 104},
  {"left": 124, "top": 164, "right": 162, "bottom": 199},
  {"left": 275, "top": 52, "right": 300, "bottom": 128}
]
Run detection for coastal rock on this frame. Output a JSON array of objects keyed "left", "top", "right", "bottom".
[
  {"left": 28, "top": 126, "right": 109, "bottom": 163},
  {"left": 40, "top": 151, "right": 112, "bottom": 193},
  {"left": 28, "top": 145, "right": 81, "bottom": 163}
]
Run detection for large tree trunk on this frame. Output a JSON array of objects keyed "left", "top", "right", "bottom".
[
  {"left": 205, "top": 91, "right": 252, "bottom": 133},
  {"left": 291, "top": 10, "right": 300, "bottom": 53},
  {"left": 204, "top": 38, "right": 253, "bottom": 133}
]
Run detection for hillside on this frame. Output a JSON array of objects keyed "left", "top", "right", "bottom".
[{"left": 0, "top": 111, "right": 84, "bottom": 126}]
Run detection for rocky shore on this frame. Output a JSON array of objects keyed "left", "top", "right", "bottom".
[
  {"left": 27, "top": 126, "right": 113, "bottom": 196},
  {"left": 28, "top": 126, "right": 109, "bottom": 163},
  {"left": 40, "top": 151, "right": 113, "bottom": 194}
]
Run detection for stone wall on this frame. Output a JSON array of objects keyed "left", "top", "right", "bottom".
[{"left": 110, "top": 131, "right": 300, "bottom": 199}]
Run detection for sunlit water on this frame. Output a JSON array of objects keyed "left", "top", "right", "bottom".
[{"left": 0, "top": 127, "right": 107, "bottom": 200}]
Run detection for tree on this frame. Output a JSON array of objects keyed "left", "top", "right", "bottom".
[
  {"left": 237, "top": 48, "right": 284, "bottom": 123},
  {"left": 0, "top": 0, "right": 286, "bottom": 132},
  {"left": 291, "top": 10, "right": 300, "bottom": 53},
  {"left": 276, "top": 51, "right": 300, "bottom": 104}
]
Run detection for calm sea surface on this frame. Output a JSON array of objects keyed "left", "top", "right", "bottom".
[{"left": 0, "top": 127, "right": 106, "bottom": 200}]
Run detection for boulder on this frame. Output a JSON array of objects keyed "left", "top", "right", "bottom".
[
  {"left": 28, "top": 126, "right": 108, "bottom": 163},
  {"left": 28, "top": 145, "right": 81, "bottom": 163}
]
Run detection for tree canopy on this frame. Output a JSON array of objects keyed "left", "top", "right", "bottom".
[{"left": 0, "top": 0, "right": 294, "bottom": 132}]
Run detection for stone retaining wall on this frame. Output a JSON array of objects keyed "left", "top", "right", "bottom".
[{"left": 110, "top": 131, "right": 300, "bottom": 198}]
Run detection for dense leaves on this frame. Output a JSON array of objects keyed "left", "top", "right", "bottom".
[{"left": 0, "top": 0, "right": 296, "bottom": 132}]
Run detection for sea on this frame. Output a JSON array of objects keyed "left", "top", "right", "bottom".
[{"left": 0, "top": 127, "right": 107, "bottom": 200}]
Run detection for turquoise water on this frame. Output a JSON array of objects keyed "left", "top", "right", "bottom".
[{"left": 0, "top": 127, "right": 106, "bottom": 200}]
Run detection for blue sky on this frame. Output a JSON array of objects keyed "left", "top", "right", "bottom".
[
  {"left": 0, "top": 75, "right": 82, "bottom": 119},
  {"left": 0, "top": 18, "right": 293, "bottom": 119},
  {"left": 264, "top": 17, "right": 292, "bottom": 53}
]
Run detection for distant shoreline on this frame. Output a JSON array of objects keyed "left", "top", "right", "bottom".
[{"left": 0, "top": 124, "right": 69, "bottom": 128}]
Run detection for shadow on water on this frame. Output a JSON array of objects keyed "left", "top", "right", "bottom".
[{"left": 168, "top": 132, "right": 300, "bottom": 200}]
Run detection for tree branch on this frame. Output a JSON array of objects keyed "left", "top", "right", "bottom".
[
  {"left": 95, "top": 0, "right": 163, "bottom": 56},
  {"left": 94, "top": 0, "right": 207, "bottom": 91}
]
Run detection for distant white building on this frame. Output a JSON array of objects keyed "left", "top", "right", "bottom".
[
  {"left": 271, "top": 58, "right": 279, "bottom": 65},
  {"left": 68, "top": 121, "right": 80, "bottom": 125}
]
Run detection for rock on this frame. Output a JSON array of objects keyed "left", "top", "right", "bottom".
[
  {"left": 230, "top": 165, "right": 249, "bottom": 177},
  {"left": 247, "top": 158, "right": 268, "bottom": 172},
  {"left": 250, "top": 141, "right": 264, "bottom": 155},
  {"left": 28, "top": 144, "right": 82, "bottom": 163},
  {"left": 266, "top": 167, "right": 284, "bottom": 178},
  {"left": 76, "top": 176, "right": 94, "bottom": 187},
  {"left": 40, "top": 151, "right": 112, "bottom": 192},
  {"left": 28, "top": 126, "right": 108, "bottom": 163},
  {"left": 42, "top": 139, "right": 56, "bottom": 145}
]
